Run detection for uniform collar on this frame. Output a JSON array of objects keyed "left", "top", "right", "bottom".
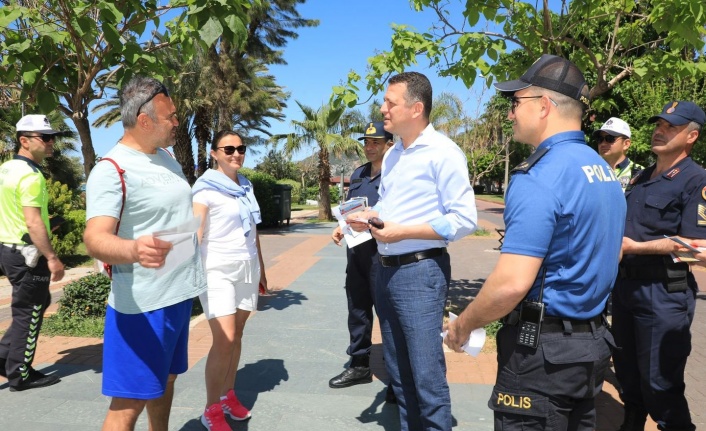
[
  {"left": 616, "top": 157, "right": 631, "bottom": 171},
  {"left": 13, "top": 154, "right": 43, "bottom": 171},
  {"left": 537, "top": 131, "right": 586, "bottom": 151}
]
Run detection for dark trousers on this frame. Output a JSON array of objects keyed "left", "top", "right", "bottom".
[
  {"left": 344, "top": 238, "right": 378, "bottom": 358},
  {"left": 0, "top": 245, "right": 51, "bottom": 386},
  {"left": 490, "top": 322, "right": 614, "bottom": 431},
  {"left": 612, "top": 275, "right": 696, "bottom": 431}
]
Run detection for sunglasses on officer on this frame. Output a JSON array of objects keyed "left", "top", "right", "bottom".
[
  {"left": 23, "top": 133, "right": 56, "bottom": 143},
  {"left": 595, "top": 134, "right": 624, "bottom": 144},
  {"left": 216, "top": 145, "right": 247, "bottom": 155}
]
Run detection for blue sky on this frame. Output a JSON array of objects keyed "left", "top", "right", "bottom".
[{"left": 88, "top": 0, "right": 488, "bottom": 168}]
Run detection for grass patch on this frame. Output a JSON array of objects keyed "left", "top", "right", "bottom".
[
  {"left": 42, "top": 315, "right": 105, "bottom": 338},
  {"left": 291, "top": 204, "right": 318, "bottom": 211},
  {"left": 473, "top": 227, "right": 492, "bottom": 237},
  {"left": 60, "top": 243, "right": 94, "bottom": 269},
  {"left": 476, "top": 194, "right": 505, "bottom": 205}
]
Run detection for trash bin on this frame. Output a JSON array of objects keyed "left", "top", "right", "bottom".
[{"left": 272, "top": 184, "right": 292, "bottom": 226}]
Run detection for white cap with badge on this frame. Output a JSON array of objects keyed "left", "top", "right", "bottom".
[
  {"left": 16, "top": 115, "right": 60, "bottom": 134},
  {"left": 592, "top": 117, "right": 631, "bottom": 139}
]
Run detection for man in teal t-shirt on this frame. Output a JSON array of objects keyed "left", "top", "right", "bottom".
[{"left": 0, "top": 114, "right": 65, "bottom": 391}]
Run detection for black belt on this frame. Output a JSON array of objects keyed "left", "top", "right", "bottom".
[
  {"left": 502, "top": 311, "right": 603, "bottom": 333},
  {"left": 619, "top": 264, "right": 667, "bottom": 280},
  {"left": 541, "top": 315, "right": 603, "bottom": 333},
  {"left": 0, "top": 243, "right": 25, "bottom": 251},
  {"left": 379, "top": 247, "right": 446, "bottom": 267}
]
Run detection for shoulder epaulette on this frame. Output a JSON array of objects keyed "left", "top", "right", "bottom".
[{"left": 511, "top": 147, "right": 550, "bottom": 174}]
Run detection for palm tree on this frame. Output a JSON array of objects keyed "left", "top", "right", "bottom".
[{"left": 277, "top": 101, "right": 364, "bottom": 220}]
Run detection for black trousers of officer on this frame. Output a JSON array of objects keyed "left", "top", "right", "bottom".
[
  {"left": 612, "top": 273, "right": 697, "bottom": 431},
  {"left": 490, "top": 319, "right": 613, "bottom": 431},
  {"left": 344, "top": 238, "right": 378, "bottom": 359},
  {"left": 0, "top": 245, "right": 52, "bottom": 386}
]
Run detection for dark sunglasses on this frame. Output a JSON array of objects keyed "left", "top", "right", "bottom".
[
  {"left": 24, "top": 133, "right": 56, "bottom": 143},
  {"left": 596, "top": 134, "right": 622, "bottom": 144},
  {"left": 217, "top": 145, "right": 247, "bottom": 155},
  {"left": 509, "top": 95, "right": 543, "bottom": 113},
  {"left": 136, "top": 85, "right": 170, "bottom": 118}
]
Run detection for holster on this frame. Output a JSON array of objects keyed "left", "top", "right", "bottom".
[{"left": 664, "top": 260, "right": 688, "bottom": 293}]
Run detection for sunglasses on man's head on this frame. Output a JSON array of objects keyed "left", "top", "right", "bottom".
[
  {"left": 24, "top": 134, "right": 56, "bottom": 143},
  {"left": 217, "top": 145, "right": 247, "bottom": 155},
  {"left": 136, "top": 85, "right": 170, "bottom": 118}
]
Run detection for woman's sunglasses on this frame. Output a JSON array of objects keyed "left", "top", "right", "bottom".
[{"left": 216, "top": 145, "right": 247, "bottom": 155}]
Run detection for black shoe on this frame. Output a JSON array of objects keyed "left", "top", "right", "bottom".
[
  {"left": 328, "top": 366, "right": 372, "bottom": 388},
  {"left": 385, "top": 382, "right": 397, "bottom": 404},
  {"left": 9, "top": 369, "right": 60, "bottom": 392}
]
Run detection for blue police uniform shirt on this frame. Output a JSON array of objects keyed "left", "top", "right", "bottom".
[
  {"left": 623, "top": 156, "right": 706, "bottom": 267},
  {"left": 502, "top": 131, "right": 626, "bottom": 319},
  {"left": 346, "top": 162, "right": 381, "bottom": 207}
]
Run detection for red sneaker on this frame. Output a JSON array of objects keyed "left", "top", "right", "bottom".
[
  {"left": 221, "top": 389, "right": 251, "bottom": 421},
  {"left": 200, "top": 403, "right": 231, "bottom": 431}
]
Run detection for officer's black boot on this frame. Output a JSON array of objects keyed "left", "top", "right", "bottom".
[
  {"left": 617, "top": 406, "right": 648, "bottom": 431},
  {"left": 328, "top": 355, "right": 372, "bottom": 388}
]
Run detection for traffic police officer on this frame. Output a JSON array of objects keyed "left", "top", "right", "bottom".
[
  {"left": 444, "top": 55, "right": 625, "bottom": 431},
  {"left": 594, "top": 117, "right": 644, "bottom": 192},
  {"left": 0, "top": 115, "right": 65, "bottom": 391},
  {"left": 329, "top": 122, "right": 394, "bottom": 398},
  {"left": 612, "top": 101, "right": 706, "bottom": 431}
]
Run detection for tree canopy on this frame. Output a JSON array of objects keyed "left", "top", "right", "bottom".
[
  {"left": 0, "top": 0, "right": 256, "bottom": 177},
  {"left": 331, "top": 0, "right": 706, "bottom": 111}
]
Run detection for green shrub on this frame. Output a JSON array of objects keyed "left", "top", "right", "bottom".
[
  {"left": 329, "top": 185, "right": 341, "bottom": 204},
  {"left": 47, "top": 179, "right": 86, "bottom": 257},
  {"left": 239, "top": 168, "right": 279, "bottom": 227},
  {"left": 484, "top": 320, "right": 503, "bottom": 337},
  {"left": 55, "top": 273, "right": 111, "bottom": 319}
]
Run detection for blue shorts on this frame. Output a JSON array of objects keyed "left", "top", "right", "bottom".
[{"left": 102, "top": 299, "right": 192, "bottom": 399}]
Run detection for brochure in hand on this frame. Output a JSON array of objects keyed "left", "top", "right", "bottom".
[{"left": 332, "top": 197, "right": 373, "bottom": 248}]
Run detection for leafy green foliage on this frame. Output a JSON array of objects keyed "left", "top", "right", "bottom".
[
  {"left": 55, "top": 273, "right": 111, "bottom": 320},
  {"left": 330, "top": 0, "right": 706, "bottom": 112},
  {"left": 46, "top": 180, "right": 86, "bottom": 257}
]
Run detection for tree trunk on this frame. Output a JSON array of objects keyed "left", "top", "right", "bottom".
[
  {"left": 71, "top": 112, "right": 97, "bottom": 179},
  {"left": 173, "top": 121, "right": 195, "bottom": 184},
  {"left": 318, "top": 146, "right": 333, "bottom": 220},
  {"left": 194, "top": 106, "right": 211, "bottom": 176}
]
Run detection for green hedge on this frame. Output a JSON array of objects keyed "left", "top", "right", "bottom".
[
  {"left": 239, "top": 168, "right": 279, "bottom": 227},
  {"left": 277, "top": 179, "right": 301, "bottom": 204}
]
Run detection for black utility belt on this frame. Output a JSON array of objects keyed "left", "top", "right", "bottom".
[
  {"left": 379, "top": 247, "right": 446, "bottom": 267},
  {"left": 502, "top": 310, "right": 603, "bottom": 334},
  {"left": 540, "top": 315, "right": 603, "bottom": 333},
  {"left": 619, "top": 262, "right": 689, "bottom": 292},
  {"left": 0, "top": 243, "right": 27, "bottom": 251}
]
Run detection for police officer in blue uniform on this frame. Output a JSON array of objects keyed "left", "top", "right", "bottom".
[
  {"left": 444, "top": 55, "right": 625, "bottom": 431},
  {"left": 329, "top": 122, "right": 394, "bottom": 397},
  {"left": 612, "top": 101, "right": 706, "bottom": 431}
]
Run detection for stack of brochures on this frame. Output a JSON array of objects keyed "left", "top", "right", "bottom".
[{"left": 332, "top": 197, "right": 373, "bottom": 248}]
